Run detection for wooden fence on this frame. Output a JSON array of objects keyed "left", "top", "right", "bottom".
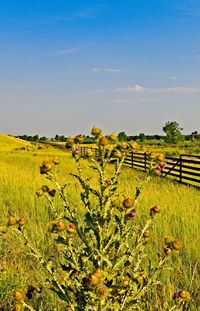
[{"left": 80, "top": 147, "right": 200, "bottom": 189}]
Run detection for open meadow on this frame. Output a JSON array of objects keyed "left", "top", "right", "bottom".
[{"left": 0, "top": 135, "right": 200, "bottom": 310}]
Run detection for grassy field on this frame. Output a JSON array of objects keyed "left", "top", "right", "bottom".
[{"left": 0, "top": 135, "right": 200, "bottom": 310}]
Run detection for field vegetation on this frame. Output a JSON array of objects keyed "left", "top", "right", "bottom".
[{"left": 0, "top": 133, "right": 199, "bottom": 310}]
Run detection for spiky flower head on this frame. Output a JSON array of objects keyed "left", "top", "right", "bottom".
[{"left": 123, "top": 198, "right": 134, "bottom": 209}]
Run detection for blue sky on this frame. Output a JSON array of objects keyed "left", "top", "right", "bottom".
[{"left": 0, "top": 0, "right": 200, "bottom": 136}]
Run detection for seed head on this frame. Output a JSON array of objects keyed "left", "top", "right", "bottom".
[
  {"left": 66, "top": 223, "right": 77, "bottom": 234},
  {"left": 18, "top": 216, "right": 25, "bottom": 226},
  {"left": 143, "top": 230, "right": 151, "bottom": 238},
  {"left": 172, "top": 240, "right": 182, "bottom": 250},
  {"left": 56, "top": 220, "right": 66, "bottom": 232},
  {"left": 90, "top": 274, "right": 101, "bottom": 286},
  {"left": 13, "top": 305, "right": 21, "bottom": 311},
  {"left": 13, "top": 290, "right": 25, "bottom": 301},
  {"left": 41, "top": 185, "right": 49, "bottom": 192},
  {"left": 123, "top": 198, "right": 134, "bottom": 209},
  {"left": 86, "top": 149, "right": 94, "bottom": 157},
  {"left": 99, "top": 136, "right": 109, "bottom": 146},
  {"left": 91, "top": 126, "right": 102, "bottom": 137},
  {"left": 0, "top": 226, "right": 8, "bottom": 234},
  {"left": 96, "top": 284, "right": 108, "bottom": 297},
  {"left": 108, "top": 132, "right": 118, "bottom": 142},
  {"left": 179, "top": 290, "right": 190, "bottom": 300},
  {"left": 8, "top": 216, "right": 17, "bottom": 226},
  {"left": 114, "top": 150, "right": 122, "bottom": 158},
  {"left": 36, "top": 189, "right": 43, "bottom": 197}
]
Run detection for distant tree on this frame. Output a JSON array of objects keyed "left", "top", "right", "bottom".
[
  {"left": 138, "top": 133, "right": 146, "bottom": 142},
  {"left": 163, "top": 121, "right": 183, "bottom": 143},
  {"left": 190, "top": 131, "right": 198, "bottom": 141},
  {"left": 118, "top": 132, "right": 127, "bottom": 142},
  {"left": 39, "top": 136, "right": 47, "bottom": 141}
]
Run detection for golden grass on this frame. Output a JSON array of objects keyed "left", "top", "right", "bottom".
[{"left": 0, "top": 147, "right": 199, "bottom": 309}]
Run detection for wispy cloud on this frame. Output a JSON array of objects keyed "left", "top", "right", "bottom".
[
  {"left": 92, "top": 67, "right": 121, "bottom": 74},
  {"left": 37, "top": 7, "right": 101, "bottom": 24},
  {"left": 48, "top": 48, "right": 77, "bottom": 56},
  {"left": 112, "top": 84, "right": 200, "bottom": 94}
]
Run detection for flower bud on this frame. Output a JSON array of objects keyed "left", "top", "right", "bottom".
[
  {"left": 41, "top": 185, "right": 49, "bottom": 192},
  {"left": 129, "top": 210, "right": 135, "bottom": 220},
  {"left": 143, "top": 230, "right": 151, "bottom": 238},
  {"left": 48, "top": 189, "right": 56, "bottom": 197},
  {"left": 123, "top": 198, "right": 134, "bottom": 209},
  {"left": 117, "top": 142, "right": 128, "bottom": 150},
  {"left": 90, "top": 274, "right": 101, "bottom": 286},
  {"left": 108, "top": 133, "right": 118, "bottom": 142},
  {"left": 99, "top": 136, "right": 109, "bottom": 146},
  {"left": 8, "top": 216, "right": 17, "bottom": 226},
  {"left": 86, "top": 149, "right": 94, "bottom": 158},
  {"left": 13, "top": 304, "right": 21, "bottom": 311},
  {"left": 36, "top": 189, "right": 43, "bottom": 197},
  {"left": 172, "top": 240, "right": 182, "bottom": 250},
  {"left": 179, "top": 290, "right": 190, "bottom": 300},
  {"left": 91, "top": 126, "right": 102, "bottom": 137},
  {"left": 0, "top": 226, "right": 8, "bottom": 234},
  {"left": 13, "top": 290, "right": 25, "bottom": 301},
  {"left": 66, "top": 224, "right": 77, "bottom": 234},
  {"left": 96, "top": 284, "right": 108, "bottom": 297},
  {"left": 156, "top": 153, "right": 165, "bottom": 162},
  {"left": 18, "top": 216, "right": 25, "bottom": 226},
  {"left": 56, "top": 220, "right": 66, "bottom": 232}
]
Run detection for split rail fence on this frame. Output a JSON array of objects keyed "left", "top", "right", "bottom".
[{"left": 80, "top": 147, "right": 200, "bottom": 189}]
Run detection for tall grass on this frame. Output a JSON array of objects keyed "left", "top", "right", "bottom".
[{"left": 0, "top": 148, "right": 199, "bottom": 309}]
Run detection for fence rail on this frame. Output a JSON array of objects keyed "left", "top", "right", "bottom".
[{"left": 80, "top": 147, "right": 200, "bottom": 189}]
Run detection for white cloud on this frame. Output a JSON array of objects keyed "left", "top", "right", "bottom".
[
  {"left": 112, "top": 84, "right": 200, "bottom": 95},
  {"left": 113, "top": 84, "right": 145, "bottom": 93},
  {"left": 92, "top": 67, "right": 121, "bottom": 74},
  {"left": 48, "top": 48, "right": 77, "bottom": 56}
]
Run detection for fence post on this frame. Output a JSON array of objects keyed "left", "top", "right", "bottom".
[
  {"left": 144, "top": 152, "right": 147, "bottom": 172},
  {"left": 131, "top": 151, "right": 134, "bottom": 168},
  {"left": 180, "top": 155, "right": 182, "bottom": 184}
]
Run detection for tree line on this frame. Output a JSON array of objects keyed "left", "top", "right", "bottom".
[{"left": 15, "top": 121, "right": 200, "bottom": 144}]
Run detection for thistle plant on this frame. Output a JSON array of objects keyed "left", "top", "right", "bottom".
[{"left": 0, "top": 127, "right": 190, "bottom": 310}]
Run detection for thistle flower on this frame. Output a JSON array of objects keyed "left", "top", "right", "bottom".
[
  {"left": 0, "top": 226, "right": 8, "bottom": 234},
  {"left": 91, "top": 126, "right": 102, "bottom": 137},
  {"left": 36, "top": 189, "right": 43, "bottom": 197},
  {"left": 99, "top": 136, "right": 109, "bottom": 146},
  {"left": 8, "top": 216, "right": 17, "bottom": 226},
  {"left": 41, "top": 185, "right": 49, "bottom": 192},
  {"left": 56, "top": 220, "right": 66, "bottom": 232},
  {"left": 173, "top": 291, "right": 180, "bottom": 299},
  {"left": 129, "top": 210, "right": 135, "bottom": 220},
  {"left": 48, "top": 189, "right": 56, "bottom": 197},
  {"left": 13, "top": 290, "right": 25, "bottom": 301},
  {"left": 123, "top": 198, "right": 134, "bottom": 209}
]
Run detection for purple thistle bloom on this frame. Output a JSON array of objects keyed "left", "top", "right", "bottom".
[
  {"left": 129, "top": 211, "right": 135, "bottom": 219},
  {"left": 156, "top": 165, "right": 161, "bottom": 171},
  {"left": 161, "top": 162, "right": 167, "bottom": 169},
  {"left": 75, "top": 147, "right": 80, "bottom": 152},
  {"left": 173, "top": 292, "right": 180, "bottom": 299}
]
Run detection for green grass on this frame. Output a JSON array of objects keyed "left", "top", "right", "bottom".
[{"left": 0, "top": 145, "right": 200, "bottom": 310}]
